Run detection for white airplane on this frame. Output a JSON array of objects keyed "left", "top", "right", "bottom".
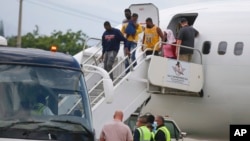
[
  {"left": 76, "top": 1, "right": 250, "bottom": 140},
  {"left": 140, "top": 1, "right": 250, "bottom": 140}
]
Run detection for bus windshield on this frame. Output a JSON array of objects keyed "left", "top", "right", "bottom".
[{"left": 0, "top": 64, "right": 92, "bottom": 131}]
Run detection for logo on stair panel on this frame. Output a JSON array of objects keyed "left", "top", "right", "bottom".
[{"left": 166, "top": 60, "right": 190, "bottom": 85}]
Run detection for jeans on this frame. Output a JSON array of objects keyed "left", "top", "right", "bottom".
[
  {"left": 125, "top": 41, "right": 137, "bottom": 74},
  {"left": 104, "top": 50, "right": 118, "bottom": 80}
]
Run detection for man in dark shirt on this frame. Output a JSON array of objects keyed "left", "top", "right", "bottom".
[
  {"left": 154, "top": 115, "right": 171, "bottom": 141},
  {"left": 133, "top": 115, "right": 153, "bottom": 141},
  {"left": 176, "top": 18, "right": 199, "bottom": 62},
  {"left": 101, "top": 21, "right": 127, "bottom": 80}
]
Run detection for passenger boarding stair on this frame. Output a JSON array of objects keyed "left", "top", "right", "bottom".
[
  {"left": 58, "top": 38, "right": 105, "bottom": 115},
  {"left": 76, "top": 38, "right": 204, "bottom": 138},
  {"left": 74, "top": 38, "right": 106, "bottom": 102},
  {"left": 80, "top": 44, "right": 151, "bottom": 138}
]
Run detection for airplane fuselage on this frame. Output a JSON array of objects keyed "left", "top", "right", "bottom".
[{"left": 142, "top": 1, "right": 250, "bottom": 139}]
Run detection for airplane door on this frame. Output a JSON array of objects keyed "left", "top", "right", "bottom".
[{"left": 129, "top": 3, "right": 159, "bottom": 27}]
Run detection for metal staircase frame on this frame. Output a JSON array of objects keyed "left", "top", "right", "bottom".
[{"left": 82, "top": 42, "right": 151, "bottom": 108}]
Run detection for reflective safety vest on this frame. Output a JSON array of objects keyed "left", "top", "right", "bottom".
[
  {"left": 151, "top": 131, "right": 155, "bottom": 141},
  {"left": 31, "top": 103, "right": 46, "bottom": 115},
  {"left": 137, "top": 126, "right": 152, "bottom": 141},
  {"left": 155, "top": 126, "right": 171, "bottom": 141}
]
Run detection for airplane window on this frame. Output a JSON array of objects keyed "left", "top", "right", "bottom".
[
  {"left": 234, "top": 42, "right": 244, "bottom": 56},
  {"left": 218, "top": 41, "right": 227, "bottom": 55},
  {"left": 202, "top": 41, "right": 211, "bottom": 54}
]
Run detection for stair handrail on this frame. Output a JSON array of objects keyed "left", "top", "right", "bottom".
[
  {"left": 68, "top": 64, "right": 113, "bottom": 110},
  {"left": 86, "top": 43, "right": 149, "bottom": 92},
  {"left": 89, "top": 47, "right": 151, "bottom": 107},
  {"left": 152, "top": 41, "right": 203, "bottom": 64},
  {"left": 82, "top": 64, "right": 114, "bottom": 104},
  {"left": 112, "top": 47, "right": 151, "bottom": 84},
  {"left": 67, "top": 98, "right": 83, "bottom": 114}
]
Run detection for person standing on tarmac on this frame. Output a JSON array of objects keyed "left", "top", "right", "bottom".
[
  {"left": 146, "top": 114, "right": 156, "bottom": 137},
  {"left": 133, "top": 115, "right": 153, "bottom": 141},
  {"left": 154, "top": 115, "right": 171, "bottom": 141},
  {"left": 100, "top": 110, "right": 133, "bottom": 141}
]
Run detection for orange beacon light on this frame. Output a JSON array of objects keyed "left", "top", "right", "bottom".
[{"left": 50, "top": 45, "right": 57, "bottom": 52}]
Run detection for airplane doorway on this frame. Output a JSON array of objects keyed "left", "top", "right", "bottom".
[{"left": 167, "top": 13, "right": 198, "bottom": 38}]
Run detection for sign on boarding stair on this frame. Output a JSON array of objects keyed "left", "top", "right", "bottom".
[{"left": 148, "top": 55, "right": 204, "bottom": 94}]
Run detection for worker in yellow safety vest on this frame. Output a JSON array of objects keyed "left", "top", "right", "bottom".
[
  {"left": 147, "top": 122, "right": 155, "bottom": 141},
  {"left": 133, "top": 115, "right": 153, "bottom": 141},
  {"left": 154, "top": 115, "right": 171, "bottom": 141},
  {"left": 31, "top": 94, "right": 54, "bottom": 116}
]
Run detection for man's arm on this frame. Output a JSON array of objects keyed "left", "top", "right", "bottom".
[
  {"left": 100, "top": 137, "right": 105, "bottom": 141},
  {"left": 157, "top": 27, "right": 165, "bottom": 50},
  {"left": 133, "top": 129, "right": 140, "bottom": 141},
  {"left": 126, "top": 126, "right": 133, "bottom": 141},
  {"left": 121, "top": 24, "right": 127, "bottom": 36},
  {"left": 136, "top": 24, "right": 143, "bottom": 34},
  {"left": 118, "top": 30, "right": 128, "bottom": 47},
  {"left": 99, "top": 129, "right": 106, "bottom": 141},
  {"left": 176, "top": 29, "right": 184, "bottom": 57},
  {"left": 117, "top": 29, "right": 130, "bottom": 56},
  {"left": 176, "top": 39, "right": 182, "bottom": 57},
  {"left": 157, "top": 27, "right": 165, "bottom": 42},
  {"left": 141, "top": 33, "right": 145, "bottom": 51}
]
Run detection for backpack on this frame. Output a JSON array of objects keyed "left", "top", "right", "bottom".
[{"left": 125, "top": 21, "right": 136, "bottom": 36}]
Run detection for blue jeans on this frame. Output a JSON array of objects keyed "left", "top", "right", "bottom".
[{"left": 125, "top": 41, "right": 137, "bottom": 74}]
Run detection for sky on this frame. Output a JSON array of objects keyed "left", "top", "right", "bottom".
[{"left": 0, "top": 0, "right": 237, "bottom": 39}]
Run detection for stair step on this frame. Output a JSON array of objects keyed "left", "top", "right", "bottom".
[{"left": 148, "top": 84, "right": 203, "bottom": 97}]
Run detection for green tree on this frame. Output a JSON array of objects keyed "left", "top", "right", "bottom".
[{"left": 7, "top": 26, "right": 88, "bottom": 55}]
